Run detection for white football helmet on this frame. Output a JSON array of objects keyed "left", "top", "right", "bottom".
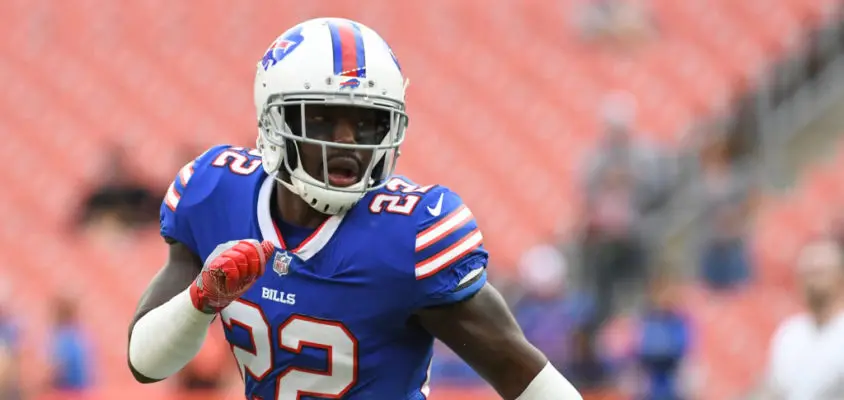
[{"left": 254, "top": 17, "right": 409, "bottom": 215}]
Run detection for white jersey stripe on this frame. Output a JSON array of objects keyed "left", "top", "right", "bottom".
[
  {"left": 178, "top": 160, "right": 195, "bottom": 186},
  {"left": 415, "top": 230, "right": 483, "bottom": 279},
  {"left": 165, "top": 181, "right": 181, "bottom": 211},
  {"left": 415, "top": 206, "right": 472, "bottom": 251}
]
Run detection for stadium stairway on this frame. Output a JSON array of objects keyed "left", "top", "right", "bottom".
[
  {"left": 672, "top": 135, "right": 844, "bottom": 399},
  {"left": 641, "top": 91, "right": 844, "bottom": 398}
]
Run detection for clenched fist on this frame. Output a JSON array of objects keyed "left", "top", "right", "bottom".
[{"left": 189, "top": 239, "right": 275, "bottom": 313}]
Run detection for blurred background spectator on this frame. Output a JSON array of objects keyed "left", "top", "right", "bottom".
[
  {"left": 577, "top": 0, "right": 659, "bottom": 50},
  {"left": 760, "top": 238, "right": 844, "bottom": 400},
  {"left": 48, "top": 297, "right": 93, "bottom": 393},
  {"left": 630, "top": 275, "right": 692, "bottom": 400},
  {"left": 75, "top": 145, "right": 159, "bottom": 235},
  {"left": 581, "top": 92, "right": 675, "bottom": 327},
  {"left": 0, "top": 283, "right": 22, "bottom": 400},
  {"left": 692, "top": 129, "right": 759, "bottom": 291},
  {"left": 513, "top": 244, "right": 596, "bottom": 370},
  {"left": 1, "top": 1, "right": 844, "bottom": 399}
]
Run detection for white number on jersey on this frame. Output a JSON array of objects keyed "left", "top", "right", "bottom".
[
  {"left": 212, "top": 147, "right": 262, "bottom": 175},
  {"left": 368, "top": 177, "right": 434, "bottom": 215},
  {"left": 220, "top": 301, "right": 358, "bottom": 399}
]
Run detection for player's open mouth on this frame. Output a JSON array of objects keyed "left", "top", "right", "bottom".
[{"left": 325, "top": 156, "right": 361, "bottom": 187}]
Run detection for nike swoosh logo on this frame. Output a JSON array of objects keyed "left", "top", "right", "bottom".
[{"left": 427, "top": 193, "right": 444, "bottom": 217}]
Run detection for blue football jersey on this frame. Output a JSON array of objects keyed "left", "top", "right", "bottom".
[{"left": 160, "top": 145, "right": 489, "bottom": 400}]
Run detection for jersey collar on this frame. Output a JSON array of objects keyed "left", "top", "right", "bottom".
[{"left": 256, "top": 175, "right": 345, "bottom": 261}]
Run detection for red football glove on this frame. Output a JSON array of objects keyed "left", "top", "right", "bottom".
[{"left": 189, "top": 239, "right": 275, "bottom": 314}]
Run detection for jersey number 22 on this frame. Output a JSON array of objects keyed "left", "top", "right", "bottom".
[{"left": 221, "top": 300, "right": 358, "bottom": 399}]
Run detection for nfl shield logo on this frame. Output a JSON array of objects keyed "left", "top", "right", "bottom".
[{"left": 273, "top": 251, "right": 293, "bottom": 276}]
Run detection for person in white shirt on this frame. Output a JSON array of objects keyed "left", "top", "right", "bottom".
[{"left": 763, "top": 238, "right": 844, "bottom": 400}]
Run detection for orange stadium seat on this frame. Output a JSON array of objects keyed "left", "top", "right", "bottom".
[{"left": 0, "top": 0, "right": 834, "bottom": 396}]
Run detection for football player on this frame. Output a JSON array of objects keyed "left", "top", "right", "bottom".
[{"left": 128, "top": 17, "right": 582, "bottom": 400}]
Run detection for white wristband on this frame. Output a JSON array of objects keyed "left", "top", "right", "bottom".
[
  {"left": 516, "top": 362, "right": 583, "bottom": 400},
  {"left": 128, "top": 289, "right": 215, "bottom": 380}
]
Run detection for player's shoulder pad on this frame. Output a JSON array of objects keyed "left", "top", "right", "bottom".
[
  {"left": 407, "top": 180, "right": 486, "bottom": 281},
  {"left": 161, "top": 145, "right": 263, "bottom": 252},
  {"left": 163, "top": 144, "right": 263, "bottom": 213},
  {"left": 370, "top": 176, "right": 487, "bottom": 308}
]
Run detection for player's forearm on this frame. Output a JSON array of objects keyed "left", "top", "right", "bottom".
[
  {"left": 516, "top": 362, "right": 583, "bottom": 400},
  {"left": 128, "top": 289, "right": 214, "bottom": 381}
]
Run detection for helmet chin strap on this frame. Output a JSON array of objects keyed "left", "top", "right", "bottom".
[
  {"left": 274, "top": 165, "right": 367, "bottom": 215},
  {"left": 275, "top": 173, "right": 300, "bottom": 196}
]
